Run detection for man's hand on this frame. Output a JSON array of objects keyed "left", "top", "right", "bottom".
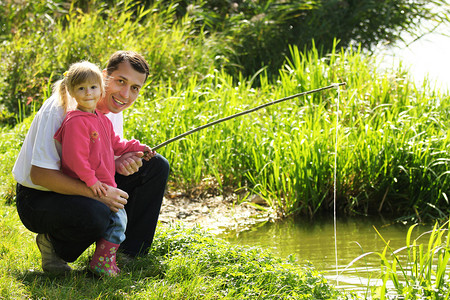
[
  {"left": 95, "top": 185, "right": 129, "bottom": 212},
  {"left": 115, "top": 151, "right": 144, "bottom": 176}
]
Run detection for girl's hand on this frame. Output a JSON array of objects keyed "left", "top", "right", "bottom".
[
  {"left": 93, "top": 185, "right": 128, "bottom": 212},
  {"left": 89, "top": 181, "right": 108, "bottom": 197},
  {"left": 143, "top": 146, "right": 156, "bottom": 161}
]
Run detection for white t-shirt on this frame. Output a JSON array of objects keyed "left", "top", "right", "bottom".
[{"left": 12, "top": 95, "right": 123, "bottom": 191}]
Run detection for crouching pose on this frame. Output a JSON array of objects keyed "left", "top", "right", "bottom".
[{"left": 13, "top": 51, "right": 169, "bottom": 275}]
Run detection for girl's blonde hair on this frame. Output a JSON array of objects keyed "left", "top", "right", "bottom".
[{"left": 54, "top": 61, "right": 105, "bottom": 113}]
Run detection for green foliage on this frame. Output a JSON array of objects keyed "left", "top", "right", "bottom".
[
  {"left": 2, "top": 0, "right": 448, "bottom": 124},
  {"left": 0, "top": 0, "right": 68, "bottom": 121},
  {"left": 2, "top": 37, "right": 450, "bottom": 221},
  {"left": 349, "top": 220, "right": 450, "bottom": 299},
  {"left": 142, "top": 224, "right": 351, "bottom": 299},
  {"left": 123, "top": 41, "right": 450, "bottom": 221},
  {"left": 0, "top": 116, "right": 32, "bottom": 205},
  {"left": 177, "top": 0, "right": 450, "bottom": 77},
  {"left": 0, "top": 0, "right": 68, "bottom": 42},
  {"left": 0, "top": 205, "right": 352, "bottom": 299},
  {"left": 1, "top": 0, "right": 450, "bottom": 221},
  {"left": 0, "top": 0, "right": 219, "bottom": 125}
]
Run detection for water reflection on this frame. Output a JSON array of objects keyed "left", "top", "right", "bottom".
[{"left": 221, "top": 215, "right": 432, "bottom": 291}]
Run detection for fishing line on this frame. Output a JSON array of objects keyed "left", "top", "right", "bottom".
[{"left": 333, "top": 83, "right": 341, "bottom": 286}]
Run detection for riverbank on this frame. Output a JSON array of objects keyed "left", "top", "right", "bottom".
[{"left": 159, "top": 192, "right": 277, "bottom": 234}]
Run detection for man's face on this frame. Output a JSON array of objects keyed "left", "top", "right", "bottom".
[{"left": 97, "top": 61, "right": 147, "bottom": 114}]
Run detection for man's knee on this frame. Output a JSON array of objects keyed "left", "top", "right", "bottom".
[
  {"left": 153, "top": 154, "right": 170, "bottom": 177},
  {"left": 143, "top": 154, "right": 170, "bottom": 179}
]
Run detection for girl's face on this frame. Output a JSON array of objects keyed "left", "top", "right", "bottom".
[{"left": 70, "top": 80, "right": 102, "bottom": 113}]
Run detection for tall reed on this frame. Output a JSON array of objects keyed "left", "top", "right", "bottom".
[
  {"left": 359, "top": 220, "right": 450, "bottom": 299},
  {"left": 127, "top": 40, "right": 450, "bottom": 220}
]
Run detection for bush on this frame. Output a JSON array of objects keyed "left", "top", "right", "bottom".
[
  {"left": 2, "top": 0, "right": 448, "bottom": 124},
  {"left": 0, "top": 0, "right": 220, "bottom": 125},
  {"left": 172, "top": 0, "right": 449, "bottom": 78},
  {"left": 150, "top": 224, "right": 352, "bottom": 299}
]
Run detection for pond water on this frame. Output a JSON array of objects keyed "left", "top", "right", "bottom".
[
  {"left": 375, "top": 12, "right": 450, "bottom": 91},
  {"left": 220, "top": 215, "right": 433, "bottom": 293}
]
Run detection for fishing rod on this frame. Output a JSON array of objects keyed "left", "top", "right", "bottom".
[{"left": 151, "top": 82, "right": 346, "bottom": 151}]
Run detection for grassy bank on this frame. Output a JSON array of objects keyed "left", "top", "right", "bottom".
[
  {"left": 0, "top": 204, "right": 353, "bottom": 299},
  {"left": 2, "top": 193, "right": 449, "bottom": 299}
]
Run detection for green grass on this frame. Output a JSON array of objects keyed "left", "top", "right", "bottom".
[
  {"left": 0, "top": 116, "right": 32, "bottom": 205},
  {"left": 0, "top": 0, "right": 220, "bottom": 122},
  {"left": 0, "top": 204, "right": 352, "bottom": 299}
]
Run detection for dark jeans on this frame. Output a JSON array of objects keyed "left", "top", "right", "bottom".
[{"left": 16, "top": 154, "right": 169, "bottom": 262}]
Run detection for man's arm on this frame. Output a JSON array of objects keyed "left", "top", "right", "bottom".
[{"left": 30, "top": 165, "right": 128, "bottom": 212}]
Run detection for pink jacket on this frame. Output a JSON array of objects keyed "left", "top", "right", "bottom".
[{"left": 54, "top": 109, "right": 146, "bottom": 187}]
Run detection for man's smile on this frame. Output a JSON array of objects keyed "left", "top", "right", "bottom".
[{"left": 112, "top": 96, "right": 125, "bottom": 106}]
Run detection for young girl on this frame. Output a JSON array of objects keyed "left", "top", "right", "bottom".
[{"left": 53, "top": 61, "right": 154, "bottom": 276}]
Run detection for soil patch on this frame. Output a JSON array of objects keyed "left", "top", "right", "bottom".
[{"left": 159, "top": 193, "right": 277, "bottom": 235}]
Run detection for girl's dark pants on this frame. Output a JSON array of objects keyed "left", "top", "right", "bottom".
[{"left": 15, "top": 154, "right": 170, "bottom": 262}]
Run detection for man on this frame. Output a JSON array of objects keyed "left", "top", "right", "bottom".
[{"left": 13, "top": 51, "right": 169, "bottom": 274}]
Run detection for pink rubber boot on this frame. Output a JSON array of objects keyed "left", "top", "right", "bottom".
[{"left": 89, "top": 238, "right": 120, "bottom": 277}]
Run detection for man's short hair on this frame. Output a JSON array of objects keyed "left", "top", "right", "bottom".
[{"left": 106, "top": 51, "right": 150, "bottom": 81}]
